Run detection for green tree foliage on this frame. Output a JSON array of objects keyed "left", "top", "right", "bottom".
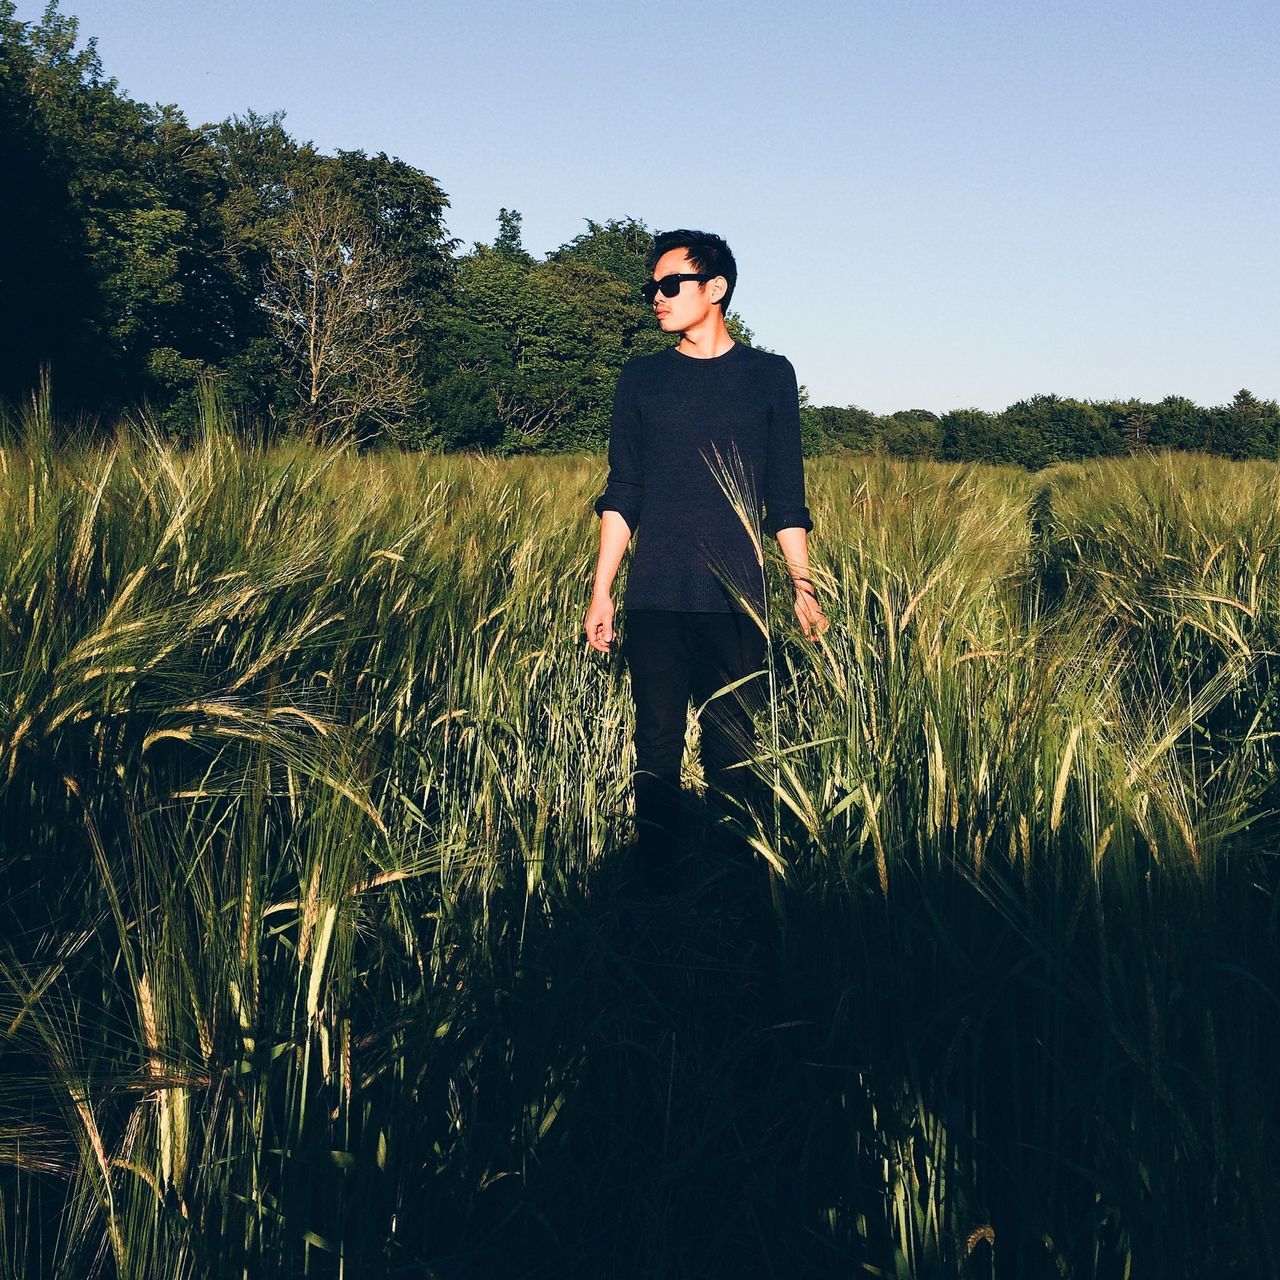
[
  {"left": 1208, "top": 388, "right": 1280, "bottom": 459},
  {"left": 7, "top": 5, "right": 256, "bottom": 413},
  {"left": 328, "top": 146, "right": 457, "bottom": 318},
  {"left": 878, "top": 409, "right": 942, "bottom": 459},
  {"left": 0, "top": 0, "right": 101, "bottom": 405},
  {"left": 998, "top": 394, "right": 1121, "bottom": 467},
  {"left": 938, "top": 408, "right": 1013, "bottom": 464},
  {"left": 799, "top": 389, "right": 1276, "bottom": 469},
  {"left": 424, "top": 217, "right": 635, "bottom": 453},
  {"left": 2, "top": 0, "right": 121, "bottom": 405},
  {"left": 799, "top": 403, "right": 881, "bottom": 455},
  {"left": 0, "top": 4, "right": 454, "bottom": 432},
  {"left": 1149, "top": 395, "right": 1210, "bottom": 451},
  {"left": 204, "top": 110, "right": 314, "bottom": 424},
  {"left": 492, "top": 206, "right": 530, "bottom": 261},
  {"left": 552, "top": 216, "right": 653, "bottom": 290}
]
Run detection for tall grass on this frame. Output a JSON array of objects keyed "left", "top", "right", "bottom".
[
  {"left": 0, "top": 408, "right": 1277, "bottom": 1278},
  {"left": 722, "top": 453, "right": 1279, "bottom": 1273}
]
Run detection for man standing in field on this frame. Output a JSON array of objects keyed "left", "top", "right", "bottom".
[{"left": 585, "top": 228, "right": 827, "bottom": 890}]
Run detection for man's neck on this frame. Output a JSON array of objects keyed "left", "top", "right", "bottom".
[{"left": 675, "top": 314, "right": 735, "bottom": 359}]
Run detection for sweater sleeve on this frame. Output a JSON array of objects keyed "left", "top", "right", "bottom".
[
  {"left": 762, "top": 357, "right": 813, "bottom": 536},
  {"left": 593, "top": 362, "right": 643, "bottom": 534}
]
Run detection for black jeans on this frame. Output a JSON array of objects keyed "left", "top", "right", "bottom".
[{"left": 621, "top": 609, "right": 769, "bottom": 867}]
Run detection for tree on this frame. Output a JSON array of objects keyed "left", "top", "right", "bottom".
[
  {"left": 425, "top": 241, "right": 637, "bottom": 453},
  {"left": 262, "top": 178, "right": 421, "bottom": 442},
  {"left": 939, "top": 408, "right": 1017, "bottom": 464},
  {"left": 493, "top": 207, "right": 530, "bottom": 260},
  {"left": 0, "top": 3, "right": 283, "bottom": 420},
  {"left": 879, "top": 409, "right": 941, "bottom": 459},
  {"left": 808, "top": 404, "right": 879, "bottom": 453},
  {"left": 1208, "top": 389, "right": 1280, "bottom": 459},
  {"left": 999, "top": 395, "right": 1120, "bottom": 467},
  {"left": 552, "top": 216, "right": 654, "bottom": 292},
  {"left": 1106, "top": 399, "right": 1158, "bottom": 453},
  {"left": 1147, "top": 395, "right": 1209, "bottom": 451},
  {"left": 0, "top": 0, "right": 137, "bottom": 408},
  {"left": 327, "top": 148, "right": 457, "bottom": 321}
]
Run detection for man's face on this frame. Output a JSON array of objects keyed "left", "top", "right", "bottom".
[{"left": 649, "top": 248, "right": 726, "bottom": 334}]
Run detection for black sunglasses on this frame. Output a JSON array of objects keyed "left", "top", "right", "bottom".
[{"left": 641, "top": 272, "right": 716, "bottom": 305}]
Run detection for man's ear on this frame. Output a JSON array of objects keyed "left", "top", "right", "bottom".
[{"left": 710, "top": 276, "right": 727, "bottom": 304}]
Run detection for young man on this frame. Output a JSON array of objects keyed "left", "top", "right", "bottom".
[{"left": 584, "top": 229, "right": 827, "bottom": 886}]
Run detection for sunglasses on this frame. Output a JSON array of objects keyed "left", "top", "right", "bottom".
[{"left": 640, "top": 272, "right": 716, "bottom": 305}]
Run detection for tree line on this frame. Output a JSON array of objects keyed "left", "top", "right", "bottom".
[
  {"left": 802, "top": 390, "right": 1280, "bottom": 466},
  {"left": 3, "top": 2, "right": 1276, "bottom": 464}
]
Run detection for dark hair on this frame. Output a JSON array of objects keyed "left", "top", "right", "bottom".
[{"left": 646, "top": 228, "right": 737, "bottom": 311}]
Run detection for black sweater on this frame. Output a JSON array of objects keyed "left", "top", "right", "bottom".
[{"left": 594, "top": 341, "right": 813, "bottom": 615}]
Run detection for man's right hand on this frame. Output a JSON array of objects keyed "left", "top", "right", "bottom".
[{"left": 584, "top": 593, "right": 616, "bottom": 654}]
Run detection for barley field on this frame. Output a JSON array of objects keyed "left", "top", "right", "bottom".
[{"left": 1, "top": 396, "right": 1278, "bottom": 1278}]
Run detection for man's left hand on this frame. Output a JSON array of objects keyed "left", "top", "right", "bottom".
[{"left": 794, "top": 587, "right": 829, "bottom": 640}]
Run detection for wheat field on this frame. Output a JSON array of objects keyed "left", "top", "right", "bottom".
[{"left": 1, "top": 393, "right": 1277, "bottom": 1277}]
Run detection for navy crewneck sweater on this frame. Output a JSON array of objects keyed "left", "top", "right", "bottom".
[{"left": 594, "top": 341, "right": 813, "bottom": 615}]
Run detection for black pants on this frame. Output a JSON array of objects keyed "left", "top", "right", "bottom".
[{"left": 621, "top": 609, "right": 769, "bottom": 869}]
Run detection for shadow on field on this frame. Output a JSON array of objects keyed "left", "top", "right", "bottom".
[
  {"left": 432, "top": 794, "right": 925, "bottom": 1280},
  {"left": 417, "top": 786, "right": 1280, "bottom": 1280},
  {"left": 468, "top": 797, "right": 826, "bottom": 1280}
]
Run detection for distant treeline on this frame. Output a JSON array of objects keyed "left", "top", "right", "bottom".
[
  {"left": 801, "top": 390, "right": 1280, "bottom": 466},
  {"left": 3, "top": 2, "right": 1277, "bottom": 464}
]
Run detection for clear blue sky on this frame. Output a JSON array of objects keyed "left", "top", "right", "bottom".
[{"left": 18, "top": 0, "right": 1279, "bottom": 413}]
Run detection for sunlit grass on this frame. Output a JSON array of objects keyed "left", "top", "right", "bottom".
[{"left": 0, "top": 405, "right": 1278, "bottom": 1276}]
